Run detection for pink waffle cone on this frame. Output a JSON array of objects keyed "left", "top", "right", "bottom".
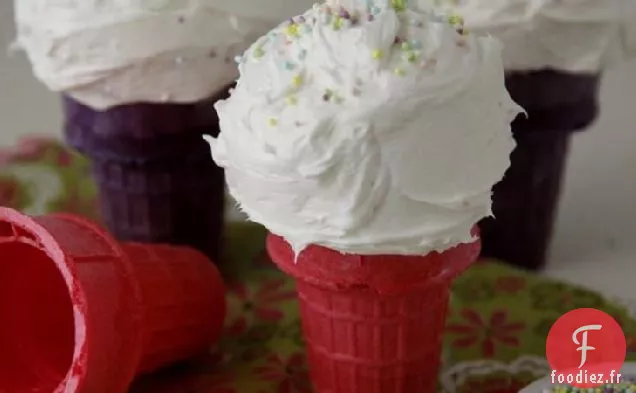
[
  {"left": 0, "top": 208, "right": 226, "bottom": 393},
  {"left": 266, "top": 232, "right": 480, "bottom": 393}
]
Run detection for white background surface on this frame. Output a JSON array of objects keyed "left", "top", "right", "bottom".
[{"left": 1, "top": 3, "right": 634, "bottom": 299}]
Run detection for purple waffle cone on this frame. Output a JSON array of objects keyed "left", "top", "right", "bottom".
[
  {"left": 479, "top": 130, "right": 570, "bottom": 270},
  {"left": 479, "top": 70, "right": 600, "bottom": 270},
  {"left": 505, "top": 70, "right": 600, "bottom": 132},
  {"left": 62, "top": 89, "right": 231, "bottom": 263}
]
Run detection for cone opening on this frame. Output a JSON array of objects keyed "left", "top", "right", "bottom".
[
  {"left": 0, "top": 221, "right": 14, "bottom": 237},
  {"left": 0, "top": 241, "right": 75, "bottom": 393}
]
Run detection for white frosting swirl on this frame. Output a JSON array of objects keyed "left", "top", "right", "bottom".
[
  {"left": 421, "top": 0, "right": 636, "bottom": 72},
  {"left": 13, "top": 0, "right": 315, "bottom": 109},
  {"left": 206, "top": 0, "right": 521, "bottom": 256}
]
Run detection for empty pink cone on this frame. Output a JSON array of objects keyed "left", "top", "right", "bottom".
[{"left": 0, "top": 208, "right": 226, "bottom": 393}]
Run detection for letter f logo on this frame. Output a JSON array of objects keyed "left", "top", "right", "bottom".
[{"left": 572, "top": 324, "right": 602, "bottom": 368}]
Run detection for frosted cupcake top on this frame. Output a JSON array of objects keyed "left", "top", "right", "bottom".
[
  {"left": 422, "top": 0, "right": 636, "bottom": 73},
  {"left": 206, "top": 0, "right": 521, "bottom": 256},
  {"left": 13, "top": 0, "right": 315, "bottom": 109}
]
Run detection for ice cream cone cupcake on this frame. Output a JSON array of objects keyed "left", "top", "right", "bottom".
[
  {"left": 205, "top": 0, "right": 520, "bottom": 390},
  {"left": 421, "top": 0, "right": 636, "bottom": 270},
  {"left": 13, "top": 0, "right": 315, "bottom": 262}
]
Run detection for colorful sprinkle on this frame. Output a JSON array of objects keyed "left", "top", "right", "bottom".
[
  {"left": 268, "top": 117, "right": 278, "bottom": 127},
  {"left": 253, "top": 47, "right": 265, "bottom": 58},
  {"left": 409, "top": 39, "right": 422, "bottom": 49},
  {"left": 371, "top": 49, "right": 384, "bottom": 60},
  {"left": 391, "top": 0, "right": 407, "bottom": 12},
  {"left": 285, "top": 95, "right": 298, "bottom": 105},
  {"left": 332, "top": 16, "right": 344, "bottom": 30},
  {"left": 284, "top": 61, "right": 296, "bottom": 70},
  {"left": 447, "top": 13, "right": 464, "bottom": 26},
  {"left": 394, "top": 67, "right": 406, "bottom": 77},
  {"left": 285, "top": 23, "right": 301, "bottom": 38},
  {"left": 322, "top": 89, "right": 334, "bottom": 101},
  {"left": 291, "top": 74, "right": 303, "bottom": 88},
  {"left": 350, "top": 12, "right": 360, "bottom": 25},
  {"left": 400, "top": 41, "right": 411, "bottom": 51},
  {"left": 405, "top": 51, "right": 419, "bottom": 63}
]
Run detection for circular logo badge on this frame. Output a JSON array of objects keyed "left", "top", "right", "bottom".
[{"left": 546, "top": 308, "right": 626, "bottom": 388}]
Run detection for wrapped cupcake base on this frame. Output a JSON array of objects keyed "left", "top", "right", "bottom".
[
  {"left": 63, "top": 93, "right": 230, "bottom": 262},
  {"left": 267, "top": 233, "right": 481, "bottom": 393},
  {"left": 479, "top": 70, "right": 600, "bottom": 271}
]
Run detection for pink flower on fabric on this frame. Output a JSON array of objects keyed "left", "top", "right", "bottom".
[
  {"left": 253, "top": 353, "right": 311, "bottom": 393},
  {"left": 447, "top": 308, "right": 525, "bottom": 358},
  {"left": 226, "top": 278, "right": 296, "bottom": 335}
]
